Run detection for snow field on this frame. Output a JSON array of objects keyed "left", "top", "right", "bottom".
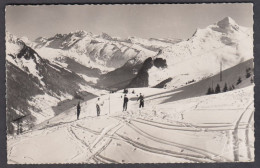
[{"left": 7, "top": 85, "right": 254, "bottom": 163}]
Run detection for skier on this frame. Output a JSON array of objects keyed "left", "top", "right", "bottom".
[
  {"left": 123, "top": 94, "right": 129, "bottom": 111},
  {"left": 137, "top": 93, "right": 144, "bottom": 108},
  {"left": 77, "top": 101, "right": 81, "bottom": 120},
  {"left": 96, "top": 98, "right": 102, "bottom": 116}
]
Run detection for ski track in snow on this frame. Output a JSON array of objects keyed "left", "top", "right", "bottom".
[
  {"left": 74, "top": 115, "right": 226, "bottom": 162},
  {"left": 87, "top": 123, "right": 123, "bottom": 162},
  {"left": 245, "top": 110, "right": 254, "bottom": 161},
  {"left": 64, "top": 119, "right": 125, "bottom": 163},
  {"left": 132, "top": 117, "right": 249, "bottom": 132},
  {"left": 7, "top": 86, "right": 254, "bottom": 163},
  {"left": 75, "top": 117, "right": 206, "bottom": 163},
  {"left": 120, "top": 118, "right": 229, "bottom": 162},
  {"left": 66, "top": 126, "right": 91, "bottom": 162},
  {"left": 232, "top": 100, "right": 254, "bottom": 161}
]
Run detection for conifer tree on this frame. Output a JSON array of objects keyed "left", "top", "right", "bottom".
[
  {"left": 223, "top": 83, "right": 228, "bottom": 92},
  {"left": 207, "top": 87, "right": 212, "bottom": 95},
  {"left": 236, "top": 76, "right": 242, "bottom": 85},
  {"left": 246, "top": 68, "right": 251, "bottom": 78},
  {"left": 215, "top": 84, "right": 221, "bottom": 94}
]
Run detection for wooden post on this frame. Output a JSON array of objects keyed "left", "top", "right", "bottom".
[
  {"left": 17, "top": 120, "right": 20, "bottom": 135},
  {"left": 220, "top": 61, "right": 222, "bottom": 82},
  {"left": 109, "top": 93, "right": 111, "bottom": 115}
]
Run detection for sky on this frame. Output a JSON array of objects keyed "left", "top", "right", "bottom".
[{"left": 6, "top": 4, "right": 253, "bottom": 40}]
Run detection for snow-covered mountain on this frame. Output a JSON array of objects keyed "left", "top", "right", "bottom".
[
  {"left": 128, "top": 17, "right": 253, "bottom": 89},
  {"left": 27, "top": 30, "right": 182, "bottom": 90},
  {"left": 32, "top": 31, "right": 180, "bottom": 71},
  {"left": 6, "top": 32, "right": 99, "bottom": 134},
  {"left": 6, "top": 16, "right": 255, "bottom": 163},
  {"left": 6, "top": 16, "right": 253, "bottom": 134}
]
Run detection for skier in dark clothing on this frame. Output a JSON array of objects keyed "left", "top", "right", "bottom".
[
  {"left": 77, "top": 102, "right": 81, "bottom": 120},
  {"left": 96, "top": 98, "right": 102, "bottom": 116},
  {"left": 123, "top": 94, "right": 129, "bottom": 111},
  {"left": 137, "top": 93, "right": 144, "bottom": 108}
]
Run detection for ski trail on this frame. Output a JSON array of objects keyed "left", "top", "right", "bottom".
[
  {"left": 88, "top": 139, "right": 113, "bottom": 162},
  {"left": 131, "top": 117, "right": 248, "bottom": 134},
  {"left": 67, "top": 123, "right": 122, "bottom": 163},
  {"left": 245, "top": 108, "right": 254, "bottom": 161},
  {"left": 72, "top": 123, "right": 126, "bottom": 163},
  {"left": 132, "top": 118, "right": 215, "bottom": 132},
  {"left": 92, "top": 156, "right": 105, "bottom": 163},
  {"left": 86, "top": 120, "right": 124, "bottom": 162},
  {"left": 73, "top": 124, "right": 123, "bottom": 141},
  {"left": 96, "top": 154, "right": 120, "bottom": 163},
  {"left": 66, "top": 126, "right": 93, "bottom": 162},
  {"left": 232, "top": 101, "right": 253, "bottom": 161},
  {"left": 68, "top": 126, "right": 92, "bottom": 152},
  {"left": 112, "top": 115, "right": 229, "bottom": 162},
  {"left": 137, "top": 117, "right": 239, "bottom": 129},
  {"left": 75, "top": 124, "right": 100, "bottom": 135},
  {"left": 75, "top": 122, "right": 206, "bottom": 162},
  {"left": 125, "top": 120, "right": 230, "bottom": 162},
  {"left": 36, "top": 120, "right": 76, "bottom": 131},
  {"left": 7, "top": 145, "right": 17, "bottom": 162},
  {"left": 90, "top": 123, "right": 121, "bottom": 149},
  {"left": 137, "top": 116, "right": 247, "bottom": 130},
  {"left": 116, "top": 133, "right": 210, "bottom": 162}
]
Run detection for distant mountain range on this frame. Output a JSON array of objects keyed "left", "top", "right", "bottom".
[
  {"left": 5, "top": 17, "right": 253, "bottom": 134},
  {"left": 30, "top": 30, "right": 182, "bottom": 70}
]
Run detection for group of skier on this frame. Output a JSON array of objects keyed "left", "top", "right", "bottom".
[
  {"left": 76, "top": 97, "right": 103, "bottom": 120},
  {"left": 76, "top": 91, "right": 145, "bottom": 120},
  {"left": 123, "top": 93, "right": 144, "bottom": 111}
]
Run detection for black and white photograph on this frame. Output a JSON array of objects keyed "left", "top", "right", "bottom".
[{"left": 5, "top": 3, "right": 254, "bottom": 164}]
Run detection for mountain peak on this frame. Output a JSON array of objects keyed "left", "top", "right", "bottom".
[
  {"left": 100, "top": 32, "right": 113, "bottom": 40},
  {"left": 217, "top": 17, "right": 238, "bottom": 29},
  {"left": 72, "top": 30, "right": 90, "bottom": 37},
  {"left": 54, "top": 33, "right": 66, "bottom": 39}
]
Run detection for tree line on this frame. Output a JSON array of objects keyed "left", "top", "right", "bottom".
[{"left": 206, "top": 68, "right": 253, "bottom": 95}]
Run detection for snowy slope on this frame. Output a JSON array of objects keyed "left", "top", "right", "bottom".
[
  {"left": 7, "top": 85, "right": 254, "bottom": 163},
  {"left": 146, "top": 17, "right": 253, "bottom": 88},
  {"left": 6, "top": 33, "right": 99, "bottom": 134}
]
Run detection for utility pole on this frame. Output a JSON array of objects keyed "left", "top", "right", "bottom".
[
  {"left": 211, "top": 80, "right": 214, "bottom": 93},
  {"left": 17, "top": 120, "right": 20, "bottom": 135},
  {"left": 220, "top": 61, "right": 222, "bottom": 82},
  {"left": 109, "top": 92, "right": 111, "bottom": 115}
]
